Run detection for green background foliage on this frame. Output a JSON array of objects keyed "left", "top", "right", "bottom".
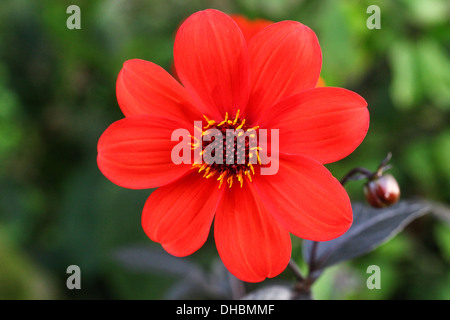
[{"left": 0, "top": 0, "right": 448, "bottom": 299}]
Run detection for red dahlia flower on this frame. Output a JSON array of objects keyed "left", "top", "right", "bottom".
[
  {"left": 172, "top": 14, "right": 325, "bottom": 88},
  {"left": 230, "top": 14, "right": 325, "bottom": 88},
  {"left": 97, "top": 9, "right": 369, "bottom": 282},
  {"left": 228, "top": 14, "right": 273, "bottom": 43}
]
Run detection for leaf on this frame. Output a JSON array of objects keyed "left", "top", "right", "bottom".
[
  {"left": 113, "top": 245, "right": 205, "bottom": 281},
  {"left": 113, "top": 246, "right": 233, "bottom": 299},
  {"left": 303, "top": 200, "right": 430, "bottom": 271},
  {"left": 425, "top": 200, "right": 450, "bottom": 225}
]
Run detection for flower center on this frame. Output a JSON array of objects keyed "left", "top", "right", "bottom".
[{"left": 191, "top": 110, "right": 261, "bottom": 188}]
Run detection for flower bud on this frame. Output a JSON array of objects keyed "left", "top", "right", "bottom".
[{"left": 364, "top": 174, "right": 400, "bottom": 208}]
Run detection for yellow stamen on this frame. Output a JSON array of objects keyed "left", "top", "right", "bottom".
[
  {"left": 245, "top": 170, "right": 253, "bottom": 182},
  {"left": 248, "top": 163, "right": 255, "bottom": 175},
  {"left": 205, "top": 169, "right": 217, "bottom": 179},
  {"left": 191, "top": 141, "right": 200, "bottom": 150},
  {"left": 237, "top": 171, "right": 243, "bottom": 188},
  {"left": 236, "top": 119, "right": 246, "bottom": 130},
  {"left": 198, "top": 163, "right": 208, "bottom": 173},
  {"left": 217, "top": 171, "right": 227, "bottom": 182},
  {"left": 233, "top": 109, "right": 240, "bottom": 125},
  {"left": 202, "top": 115, "right": 216, "bottom": 129},
  {"left": 218, "top": 177, "right": 225, "bottom": 189},
  {"left": 227, "top": 176, "right": 233, "bottom": 188},
  {"left": 203, "top": 166, "right": 211, "bottom": 177},
  {"left": 194, "top": 111, "right": 263, "bottom": 189},
  {"left": 218, "top": 112, "right": 229, "bottom": 126}
]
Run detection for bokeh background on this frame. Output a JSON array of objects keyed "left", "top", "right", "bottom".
[{"left": 0, "top": 0, "right": 449, "bottom": 300}]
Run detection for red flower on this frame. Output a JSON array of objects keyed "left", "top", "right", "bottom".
[
  {"left": 97, "top": 9, "right": 369, "bottom": 282},
  {"left": 228, "top": 14, "right": 273, "bottom": 43},
  {"left": 173, "top": 14, "right": 326, "bottom": 87},
  {"left": 231, "top": 14, "right": 326, "bottom": 88}
]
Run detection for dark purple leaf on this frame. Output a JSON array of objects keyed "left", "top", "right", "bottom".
[
  {"left": 113, "top": 245, "right": 205, "bottom": 280},
  {"left": 303, "top": 200, "right": 430, "bottom": 271},
  {"left": 113, "top": 247, "right": 233, "bottom": 299},
  {"left": 426, "top": 200, "right": 450, "bottom": 224}
]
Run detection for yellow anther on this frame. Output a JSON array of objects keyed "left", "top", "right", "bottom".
[
  {"left": 218, "top": 112, "right": 229, "bottom": 126},
  {"left": 206, "top": 170, "right": 217, "bottom": 179},
  {"left": 236, "top": 119, "right": 246, "bottom": 130},
  {"left": 217, "top": 171, "right": 227, "bottom": 182},
  {"left": 245, "top": 170, "right": 253, "bottom": 182},
  {"left": 191, "top": 141, "right": 200, "bottom": 150},
  {"left": 237, "top": 172, "right": 243, "bottom": 188},
  {"left": 233, "top": 109, "right": 241, "bottom": 125},
  {"left": 195, "top": 111, "right": 262, "bottom": 189},
  {"left": 203, "top": 166, "right": 211, "bottom": 177},
  {"left": 227, "top": 176, "right": 233, "bottom": 188},
  {"left": 248, "top": 163, "right": 255, "bottom": 175},
  {"left": 202, "top": 115, "right": 216, "bottom": 129}
]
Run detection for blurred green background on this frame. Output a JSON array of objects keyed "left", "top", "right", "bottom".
[{"left": 0, "top": 0, "right": 449, "bottom": 299}]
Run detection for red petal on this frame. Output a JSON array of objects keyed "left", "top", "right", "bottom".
[
  {"left": 260, "top": 87, "right": 369, "bottom": 164},
  {"left": 254, "top": 155, "right": 352, "bottom": 241},
  {"left": 174, "top": 9, "right": 250, "bottom": 120},
  {"left": 214, "top": 183, "right": 291, "bottom": 282},
  {"left": 142, "top": 172, "right": 223, "bottom": 257},
  {"left": 97, "top": 115, "right": 191, "bottom": 189},
  {"left": 246, "top": 21, "right": 322, "bottom": 124},
  {"left": 229, "top": 15, "right": 273, "bottom": 44},
  {"left": 117, "top": 59, "right": 201, "bottom": 125}
]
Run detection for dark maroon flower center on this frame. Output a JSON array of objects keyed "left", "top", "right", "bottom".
[{"left": 192, "top": 110, "right": 261, "bottom": 188}]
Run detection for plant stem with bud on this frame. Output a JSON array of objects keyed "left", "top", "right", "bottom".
[{"left": 290, "top": 152, "right": 400, "bottom": 298}]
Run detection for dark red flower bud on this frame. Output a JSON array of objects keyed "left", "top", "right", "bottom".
[{"left": 364, "top": 174, "right": 400, "bottom": 208}]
